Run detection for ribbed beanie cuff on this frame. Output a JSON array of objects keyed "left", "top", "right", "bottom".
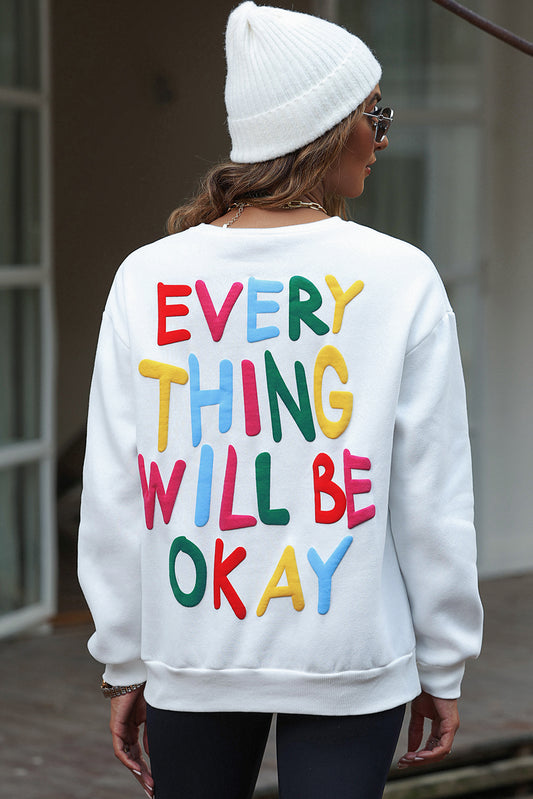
[{"left": 225, "top": 2, "right": 382, "bottom": 163}]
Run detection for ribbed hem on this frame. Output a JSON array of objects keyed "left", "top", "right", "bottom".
[{"left": 143, "top": 650, "right": 420, "bottom": 715}]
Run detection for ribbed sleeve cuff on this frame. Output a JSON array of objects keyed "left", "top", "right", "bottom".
[
  {"left": 103, "top": 659, "right": 147, "bottom": 687},
  {"left": 417, "top": 661, "right": 465, "bottom": 699}
]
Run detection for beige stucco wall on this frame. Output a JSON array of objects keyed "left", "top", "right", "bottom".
[
  {"left": 51, "top": 0, "right": 313, "bottom": 453},
  {"left": 478, "top": 1, "right": 533, "bottom": 575}
]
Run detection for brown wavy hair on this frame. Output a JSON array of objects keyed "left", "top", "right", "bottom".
[{"left": 166, "top": 103, "right": 365, "bottom": 234}]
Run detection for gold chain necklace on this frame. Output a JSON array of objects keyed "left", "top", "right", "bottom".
[{"left": 222, "top": 200, "right": 328, "bottom": 229}]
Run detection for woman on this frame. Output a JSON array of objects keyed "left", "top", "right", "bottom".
[{"left": 78, "top": 3, "right": 483, "bottom": 798}]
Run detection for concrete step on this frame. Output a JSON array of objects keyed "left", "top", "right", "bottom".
[
  {"left": 385, "top": 754, "right": 533, "bottom": 797},
  {"left": 384, "top": 739, "right": 533, "bottom": 799},
  {"left": 254, "top": 739, "right": 533, "bottom": 799}
]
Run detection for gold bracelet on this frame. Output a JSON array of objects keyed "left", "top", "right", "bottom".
[{"left": 101, "top": 679, "right": 146, "bottom": 698}]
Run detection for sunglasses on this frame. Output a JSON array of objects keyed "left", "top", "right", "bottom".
[{"left": 362, "top": 106, "right": 394, "bottom": 142}]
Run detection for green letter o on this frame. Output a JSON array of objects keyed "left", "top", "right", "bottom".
[{"left": 169, "top": 536, "right": 207, "bottom": 607}]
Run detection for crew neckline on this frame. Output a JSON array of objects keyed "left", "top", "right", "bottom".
[{"left": 198, "top": 216, "right": 343, "bottom": 235}]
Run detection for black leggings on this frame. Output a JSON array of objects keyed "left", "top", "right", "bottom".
[{"left": 146, "top": 704, "right": 405, "bottom": 799}]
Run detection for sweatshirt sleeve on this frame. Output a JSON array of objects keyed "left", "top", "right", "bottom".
[
  {"left": 78, "top": 302, "right": 147, "bottom": 686},
  {"left": 389, "top": 310, "right": 483, "bottom": 698}
]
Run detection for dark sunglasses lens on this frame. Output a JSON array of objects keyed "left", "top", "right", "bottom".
[
  {"left": 376, "top": 122, "right": 388, "bottom": 142},
  {"left": 376, "top": 109, "right": 392, "bottom": 142}
]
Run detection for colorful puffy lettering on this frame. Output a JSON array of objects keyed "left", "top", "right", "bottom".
[
  {"left": 241, "top": 359, "right": 261, "bottom": 436},
  {"left": 189, "top": 353, "right": 233, "bottom": 447},
  {"left": 169, "top": 536, "right": 207, "bottom": 607},
  {"left": 213, "top": 538, "right": 247, "bottom": 619},
  {"left": 157, "top": 283, "right": 192, "bottom": 345},
  {"left": 138, "top": 359, "right": 188, "bottom": 452},
  {"left": 288, "top": 276, "right": 329, "bottom": 341},
  {"left": 145, "top": 271, "right": 379, "bottom": 622},
  {"left": 312, "top": 452, "right": 346, "bottom": 524},
  {"left": 264, "top": 350, "right": 316, "bottom": 443},
  {"left": 195, "top": 444, "right": 214, "bottom": 527},
  {"left": 307, "top": 536, "right": 353, "bottom": 614},
  {"left": 219, "top": 445, "right": 258, "bottom": 531},
  {"left": 247, "top": 277, "right": 283, "bottom": 342},
  {"left": 313, "top": 345, "right": 353, "bottom": 439},
  {"left": 255, "top": 452, "right": 290, "bottom": 525},
  {"left": 195, "top": 280, "right": 243, "bottom": 342},
  {"left": 325, "top": 275, "right": 364, "bottom": 333},
  {"left": 256, "top": 545, "right": 305, "bottom": 616},
  {"left": 138, "top": 453, "right": 186, "bottom": 530},
  {"left": 343, "top": 449, "right": 376, "bottom": 528}
]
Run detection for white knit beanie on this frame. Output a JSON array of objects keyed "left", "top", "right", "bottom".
[{"left": 225, "top": 1, "right": 382, "bottom": 163}]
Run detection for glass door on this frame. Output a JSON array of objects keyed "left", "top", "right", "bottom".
[
  {"left": 328, "top": 0, "right": 485, "bottom": 516},
  {"left": 0, "top": 0, "right": 55, "bottom": 636}
]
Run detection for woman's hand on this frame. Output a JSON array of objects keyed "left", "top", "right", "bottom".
[
  {"left": 398, "top": 691, "right": 459, "bottom": 769},
  {"left": 109, "top": 687, "right": 154, "bottom": 797}
]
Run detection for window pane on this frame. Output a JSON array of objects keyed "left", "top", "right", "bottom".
[
  {"left": 0, "top": 288, "right": 41, "bottom": 444},
  {"left": 0, "top": 461, "right": 41, "bottom": 614},
  {"left": 337, "top": 0, "right": 483, "bottom": 110},
  {"left": 348, "top": 150, "right": 426, "bottom": 248},
  {"left": 0, "top": 0, "right": 40, "bottom": 89},
  {"left": 348, "top": 122, "right": 482, "bottom": 415},
  {"left": 350, "top": 124, "right": 482, "bottom": 277},
  {"left": 0, "top": 106, "right": 41, "bottom": 265}
]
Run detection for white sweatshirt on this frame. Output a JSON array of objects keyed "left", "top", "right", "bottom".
[{"left": 78, "top": 216, "right": 483, "bottom": 715}]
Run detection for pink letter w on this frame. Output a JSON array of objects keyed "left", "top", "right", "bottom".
[{"left": 138, "top": 454, "right": 186, "bottom": 529}]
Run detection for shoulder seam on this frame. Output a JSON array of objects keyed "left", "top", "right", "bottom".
[
  {"left": 103, "top": 308, "right": 130, "bottom": 350},
  {"left": 405, "top": 310, "right": 455, "bottom": 357}
]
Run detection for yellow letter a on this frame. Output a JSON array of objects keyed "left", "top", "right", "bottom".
[{"left": 256, "top": 546, "right": 305, "bottom": 617}]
